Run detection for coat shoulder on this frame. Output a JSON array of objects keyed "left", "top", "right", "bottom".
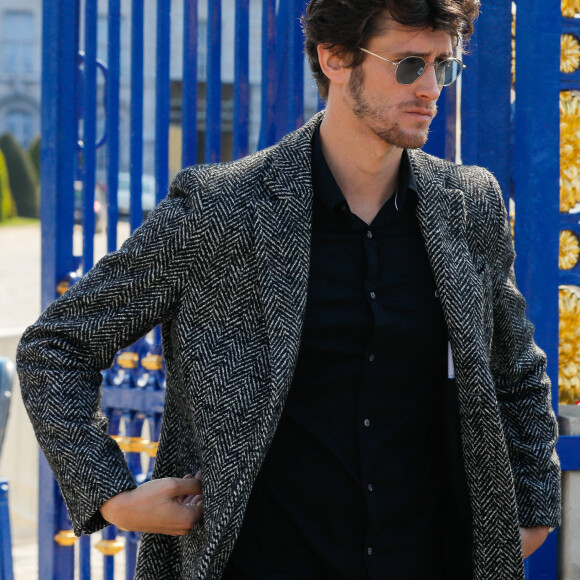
[
  {"left": 168, "top": 148, "right": 274, "bottom": 207},
  {"left": 412, "top": 149, "right": 499, "bottom": 195},
  {"left": 167, "top": 112, "right": 323, "bottom": 209}
]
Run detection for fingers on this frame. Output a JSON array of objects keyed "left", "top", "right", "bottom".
[
  {"left": 168, "top": 475, "right": 202, "bottom": 498},
  {"left": 99, "top": 475, "right": 204, "bottom": 536},
  {"left": 178, "top": 472, "right": 202, "bottom": 505}
]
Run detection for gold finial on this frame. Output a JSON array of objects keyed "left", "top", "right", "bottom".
[
  {"left": 54, "top": 530, "right": 77, "bottom": 546},
  {"left": 117, "top": 352, "right": 139, "bottom": 369},
  {"left": 141, "top": 354, "right": 163, "bottom": 371},
  {"left": 95, "top": 538, "right": 125, "bottom": 556}
]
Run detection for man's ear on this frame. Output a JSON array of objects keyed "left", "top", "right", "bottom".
[{"left": 317, "top": 44, "right": 349, "bottom": 87}]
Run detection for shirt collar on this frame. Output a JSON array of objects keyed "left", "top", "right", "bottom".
[{"left": 311, "top": 121, "right": 417, "bottom": 216}]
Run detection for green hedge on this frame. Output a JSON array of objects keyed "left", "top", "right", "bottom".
[
  {"left": 0, "top": 149, "right": 16, "bottom": 222},
  {"left": 28, "top": 135, "right": 40, "bottom": 185},
  {"left": 0, "top": 133, "right": 39, "bottom": 218}
]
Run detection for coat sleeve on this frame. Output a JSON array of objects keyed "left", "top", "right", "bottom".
[
  {"left": 16, "top": 183, "right": 199, "bottom": 535},
  {"left": 485, "top": 173, "right": 561, "bottom": 528}
]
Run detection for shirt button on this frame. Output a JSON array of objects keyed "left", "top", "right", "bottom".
[
  {"left": 369, "top": 291, "right": 376, "bottom": 300},
  {"left": 367, "top": 230, "right": 373, "bottom": 239},
  {"left": 363, "top": 418, "right": 371, "bottom": 427},
  {"left": 367, "top": 483, "right": 374, "bottom": 492},
  {"left": 369, "top": 354, "right": 375, "bottom": 362},
  {"left": 367, "top": 547, "right": 373, "bottom": 556}
]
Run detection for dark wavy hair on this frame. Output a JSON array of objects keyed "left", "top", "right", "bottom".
[{"left": 303, "top": 0, "right": 480, "bottom": 100}]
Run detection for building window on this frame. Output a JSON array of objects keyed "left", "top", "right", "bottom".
[
  {"left": 5, "top": 109, "right": 35, "bottom": 147},
  {"left": 3, "top": 10, "right": 34, "bottom": 74}
]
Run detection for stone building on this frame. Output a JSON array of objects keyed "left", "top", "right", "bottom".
[{"left": 0, "top": 0, "right": 318, "bottom": 183}]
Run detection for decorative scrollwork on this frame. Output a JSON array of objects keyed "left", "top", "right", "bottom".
[
  {"left": 560, "top": 230, "right": 580, "bottom": 269},
  {"left": 559, "top": 286, "right": 580, "bottom": 404},
  {"left": 563, "top": 0, "right": 580, "bottom": 17},
  {"left": 560, "top": 91, "right": 580, "bottom": 212},
  {"left": 562, "top": 34, "right": 580, "bottom": 73}
]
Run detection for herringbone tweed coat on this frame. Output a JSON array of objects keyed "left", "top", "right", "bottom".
[{"left": 17, "top": 112, "right": 560, "bottom": 580}]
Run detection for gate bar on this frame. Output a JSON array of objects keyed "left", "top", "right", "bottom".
[
  {"left": 155, "top": 0, "right": 171, "bottom": 204},
  {"left": 130, "top": 0, "right": 144, "bottom": 233},
  {"left": 206, "top": 0, "right": 222, "bottom": 162},
  {"left": 233, "top": 0, "right": 250, "bottom": 159},
  {"left": 81, "top": 0, "right": 98, "bottom": 270},
  {"left": 182, "top": 0, "right": 198, "bottom": 167},
  {"left": 107, "top": 0, "right": 121, "bottom": 253}
]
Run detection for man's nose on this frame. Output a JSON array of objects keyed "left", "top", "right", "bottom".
[{"left": 414, "top": 64, "right": 442, "bottom": 101}]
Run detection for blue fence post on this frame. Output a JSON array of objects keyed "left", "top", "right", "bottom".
[
  {"left": 155, "top": 0, "right": 171, "bottom": 204},
  {"left": 81, "top": 0, "right": 98, "bottom": 270},
  {"left": 461, "top": 0, "right": 512, "bottom": 202},
  {"left": 258, "top": 0, "right": 277, "bottom": 149},
  {"left": 40, "top": 0, "right": 80, "bottom": 577},
  {"left": 0, "top": 480, "right": 14, "bottom": 580},
  {"left": 182, "top": 0, "right": 199, "bottom": 167},
  {"left": 130, "top": 0, "right": 145, "bottom": 233},
  {"left": 233, "top": 0, "right": 250, "bottom": 160},
  {"left": 107, "top": 0, "right": 121, "bottom": 253},
  {"left": 513, "top": 1, "right": 561, "bottom": 578},
  {"left": 206, "top": 0, "right": 222, "bottom": 162}
]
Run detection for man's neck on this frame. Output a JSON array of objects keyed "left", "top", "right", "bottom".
[{"left": 318, "top": 106, "right": 404, "bottom": 225}]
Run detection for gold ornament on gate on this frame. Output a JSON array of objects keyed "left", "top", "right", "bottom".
[
  {"left": 95, "top": 538, "right": 125, "bottom": 556},
  {"left": 560, "top": 91, "right": 580, "bottom": 212},
  {"left": 562, "top": 0, "right": 580, "bottom": 17},
  {"left": 559, "top": 286, "right": 580, "bottom": 404},
  {"left": 560, "top": 231, "right": 580, "bottom": 269},
  {"left": 54, "top": 530, "right": 77, "bottom": 546},
  {"left": 562, "top": 34, "right": 580, "bottom": 73}
]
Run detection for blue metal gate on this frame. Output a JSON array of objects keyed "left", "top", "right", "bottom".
[{"left": 37, "top": 0, "right": 577, "bottom": 578}]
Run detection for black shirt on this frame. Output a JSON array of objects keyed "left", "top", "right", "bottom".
[{"left": 223, "top": 124, "right": 471, "bottom": 579}]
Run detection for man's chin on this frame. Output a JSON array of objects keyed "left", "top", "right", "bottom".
[{"left": 382, "top": 132, "right": 429, "bottom": 150}]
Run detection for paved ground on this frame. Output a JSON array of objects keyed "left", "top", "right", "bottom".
[
  {"left": 0, "top": 221, "right": 130, "bottom": 579},
  {"left": 0, "top": 221, "right": 130, "bottom": 330}
]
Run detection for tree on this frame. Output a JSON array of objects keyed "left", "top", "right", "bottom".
[
  {"left": 0, "top": 149, "right": 16, "bottom": 222},
  {"left": 0, "top": 133, "right": 39, "bottom": 218},
  {"left": 28, "top": 135, "right": 41, "bottom": 185}
]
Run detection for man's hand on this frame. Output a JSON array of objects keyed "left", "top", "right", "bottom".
[
  {"left": 100, "top": 472, "right": 203, "bottom": 535},
  {"left": 519, "top": 526, "right": 550, "bottom": 559}
]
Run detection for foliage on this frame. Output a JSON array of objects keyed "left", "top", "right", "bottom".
[
  {"left": 0, "top": 133, "right": 39, "bottom": 218},
  {"left": 0, "top": 149, "right": 16, "bottom": 222},
  {"left": 28, "top": 135, "right": 41, "bottom": 185}
]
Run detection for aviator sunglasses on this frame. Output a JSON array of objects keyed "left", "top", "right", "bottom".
[{"left": 359, "top": 47, "right": 465, "bottom": 86}]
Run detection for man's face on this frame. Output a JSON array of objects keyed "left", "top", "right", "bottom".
[{"left": 344, "top": 24, "right": 454, "bottom": 149}]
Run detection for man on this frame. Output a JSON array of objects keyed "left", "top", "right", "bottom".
[{"left": 17, "top": 0, "right": 560, "bottom": 578}]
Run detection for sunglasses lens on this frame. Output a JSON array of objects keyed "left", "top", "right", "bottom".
[
  {"left": 437, "top": 59, "right": 462, "bottom": 86},
  {"left": 396, "top": 57, "right": 427, "bottom": 85}
]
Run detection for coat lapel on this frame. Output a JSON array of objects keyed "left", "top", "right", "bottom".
[
  {"left": 252, "top": 116, "right": 320, "bottom": 405},
  {"left": 408, "top": 149, "right": 487, "bottom": 395}
]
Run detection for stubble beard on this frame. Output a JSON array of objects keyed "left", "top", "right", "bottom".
[{"left": 347, "top": 65, "right": 434, "bottom": 150}]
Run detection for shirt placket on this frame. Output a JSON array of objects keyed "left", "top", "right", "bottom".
[{"left": 359, "top": 224, "right": 380, "bottom": 567}]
